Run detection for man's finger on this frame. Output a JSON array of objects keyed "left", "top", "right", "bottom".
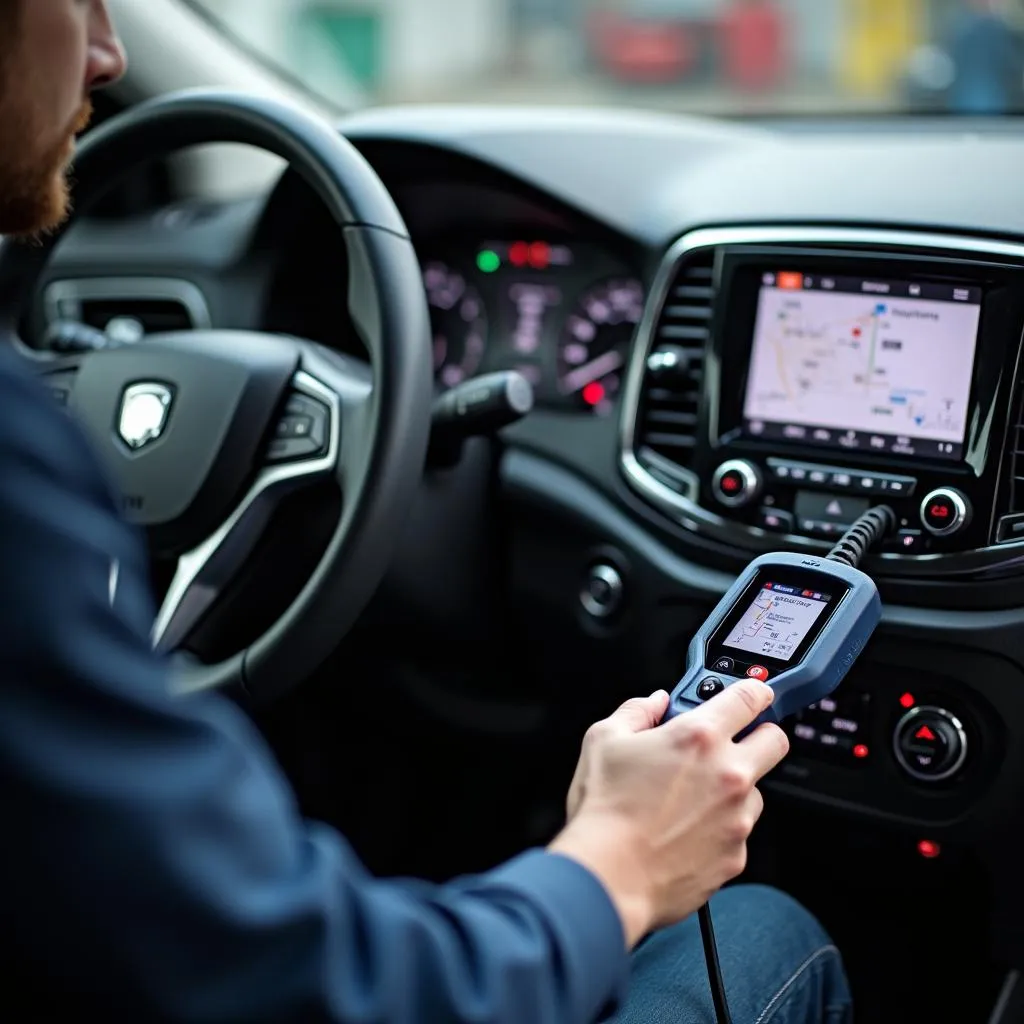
[
  {"left": 736, "top": 722, "right": 790, "bottom": 780},
  {"left": 683, "top": 680, "right": 774, "bottom": 736},
  {"left": 605, "top": 691, "right": 670, "bottom": 734}
]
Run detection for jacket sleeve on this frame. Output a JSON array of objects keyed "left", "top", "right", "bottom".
[{"left": 0, "top": 351, "right": 629, "bottom": 1023}]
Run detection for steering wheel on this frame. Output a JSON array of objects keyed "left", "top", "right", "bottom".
[{"left": 0, "top": 90, "right": 433, "bottom": 703}]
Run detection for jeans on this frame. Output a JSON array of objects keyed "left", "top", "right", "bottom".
[{"left": 612, "top": 885, "right": 852, "bottom": 1024}]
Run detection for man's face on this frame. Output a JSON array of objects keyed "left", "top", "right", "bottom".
[{"left": 0, "top": 0, "right": 126, "bottom": 238}]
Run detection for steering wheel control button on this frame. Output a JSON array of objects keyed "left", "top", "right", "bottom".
[
  {"left": 746, "top": 664, "right": 770, "bottom": 682},
  {"left": 580, "top": 564, "right": 624, "bottom": 620},
  {"left": 266, "top": 393, "right": 330, "bottom": 464},
  {"left": 893, "top": 706, "right": 968, "bottom": 782},
  {"left": 920, "top": 488, "right": 971, "bottom": 538},
  {"left": 697, "top": 678, "right": 725, "bottom": 701},
  {"left": 712, "top": 459, "right": 762, "bottom": 508}
]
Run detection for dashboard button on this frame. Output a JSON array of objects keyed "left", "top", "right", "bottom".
[
  {"left": 996, "top": 513, "right": 1024, "bottom": 544},
  {"left": 799, "top": 518, "right": 843, "bottom": 538},
  {"left": 746, "top": 665, "right": 770, "bottom": 682},
  {"left": 830, "top": 471, "right": 854, "bottom": 489},
  {"left": 893, "top": 706, "right": 967, "bottom": 782},
  {"left": 580, "top": 564, "right": 624, "bottom": 619},
  {"left": 697, "top": 678, "right": 725, "bottom": 701},
  {"left": 712, "top": 459, "right": 762, "bottom": 508},
  {"left": 758, "top": 507, "right": 793, "bottom": 532},
  {"left": 712, "top": 657, "right": 735, "bottom": 674},
  {"left": 920, "top": 488, "right": 971, "bottom": 537},
  {"left": 795, "top": 491, "right": 869, "bottom": 527},
  {"left": 886, "top": 529, "right": 925, "bottom": 553},
  {"left": 880, "top": 475, "right": 917, "bottom": 497}
]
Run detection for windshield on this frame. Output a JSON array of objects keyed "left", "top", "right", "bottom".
[{"left": 190, "top": 0, "right": 1024, "bottom": 116}]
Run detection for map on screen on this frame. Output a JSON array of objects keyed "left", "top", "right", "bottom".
[
  {"left": 723, "top": 583, "right": 830, "bottom": 662},
  {"left": 743, "top": 276, "right": 982, "bottom": 452}
]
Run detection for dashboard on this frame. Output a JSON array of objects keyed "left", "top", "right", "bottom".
[
  {"left": 419, "top": 236, "right": 642, "bottom": 417},
  {"left": 31, "top": 113, "right": 1024, "bottom": 954}
]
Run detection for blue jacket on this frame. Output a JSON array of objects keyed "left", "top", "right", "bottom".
[{"left": 0, "top": 344, "right": 628, "bottom": 1021}]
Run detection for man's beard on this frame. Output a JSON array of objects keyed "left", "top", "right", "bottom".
[{"left": 0, "top": 98, "right": 93, "bottom": 240}]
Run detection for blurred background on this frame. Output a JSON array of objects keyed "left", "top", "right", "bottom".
[{"left": 191, "top": 0, "right": 1024, "bottom": 115}]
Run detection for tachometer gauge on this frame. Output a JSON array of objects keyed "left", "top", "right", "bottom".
[
  {"left": 422, "top": 261, "right": 488, "bottom": 389},
  {"left": 558, "top": 278, "right": 644, "bottom": 415}
]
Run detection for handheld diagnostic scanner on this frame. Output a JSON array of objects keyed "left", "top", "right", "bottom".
[{"left": 663, "top": 507, "right": 894, "bottom": 734}]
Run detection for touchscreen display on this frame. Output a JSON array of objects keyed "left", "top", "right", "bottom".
[
  {"left": 722, "top": 581, "right": 831, "bottom": 663},
  {"left": 742, "top": 272, "right": 982, "bottom": 461}
]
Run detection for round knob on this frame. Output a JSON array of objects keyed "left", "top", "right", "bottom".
[
  {"left": 893, "top": 706, "right": 968, "bottom": 782},
  {"left": 712, "top": 459, "right": 762, "bottom": 508},
  {"left": 920, "top": 488, "right": 971, "bottom": 537},
  {"left": 580, "top": 563, "right": 624, "bottom": 620}
]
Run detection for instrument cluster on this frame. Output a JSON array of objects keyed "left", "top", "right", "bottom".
[{"left": 421, "top": 237, "right": 644, "bottom": 417}]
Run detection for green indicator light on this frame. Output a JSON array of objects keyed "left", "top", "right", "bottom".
[{"left": 477, "top": 249, "right": 501, "bottom": 274}]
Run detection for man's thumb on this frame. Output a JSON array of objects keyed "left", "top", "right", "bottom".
[{"left": 608, "top": 691, "right": 670, "bottom": 733}]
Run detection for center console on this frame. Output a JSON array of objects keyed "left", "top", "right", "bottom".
[
  {"left": 612, "top": 226, "right": 1024, "bottom": 837},
  {"left": 621, "top": 227, "right": 1024, "bottom": 585}
]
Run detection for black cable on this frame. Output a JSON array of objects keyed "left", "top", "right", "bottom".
[
  {"left": 699, "top": 902, "right": 732, "bottom": 1024},
  {"left": 826, "top": 505, "right": 897, "bottom": 569},
  {"left": 700, "top": 505, "right": 897, "bottom": 1024}
]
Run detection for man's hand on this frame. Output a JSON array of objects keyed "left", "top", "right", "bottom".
[
  {"left": 563, "top": 690, "right": 670, "bottom": 823},
  {"left": 549, "top": 681, "right": 789, "bottom": 949}
]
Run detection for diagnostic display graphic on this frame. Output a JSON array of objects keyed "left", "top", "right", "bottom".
[
  {"left": 742, "top": 272, "right": 982, "bottom": 460},
  {"left": 723, "top": 582, "right": 831, "bottom": 663}
]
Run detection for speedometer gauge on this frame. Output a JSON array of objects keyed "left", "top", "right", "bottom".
[
  {"left": 558, "top": 278, "right": 644, "bottom": 415},
  {"left": 422, "top": 261, "right": 488, "bottom": 389}
]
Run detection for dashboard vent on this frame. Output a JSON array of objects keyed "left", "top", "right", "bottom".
[
  {"left": 43, "top": 279, "right": 211, "bottom": 346},
  {"left": 1006, "top": 372, "right": 1024, "bottom": 515},
  {"left": 634, "top": 248, "right": 716, "bottom": 475},
  {"left": 79, "top": 297, "right": 195, "bottom": 337}
]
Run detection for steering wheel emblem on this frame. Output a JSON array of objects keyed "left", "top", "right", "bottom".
[{"left": 117, "top": 382, "right": 173, "bottom": 450}]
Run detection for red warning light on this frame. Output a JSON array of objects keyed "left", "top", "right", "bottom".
[
  {"left": 853, "top": 744, "right": 869, "bottom": 759},
  {"left": 929, "top": 503, "right": 951, "bottom": 519},
  {"left": 509, "top": 241, "right": 530, "bottom": 267},
  {"left": 899, "top": 692, "right": 916, "bottom": 709},
  {"left": 582, "top": 381, "right": 606, "bottom": 407},
  {"left": 917, "top": 839, "right": 941, "bottom": 859},
  {"left": 915, "top": 725, "right": 937, "bottom": 742},
  {"left": 528, "top": 241, "right": 551, "bottom": 269}
]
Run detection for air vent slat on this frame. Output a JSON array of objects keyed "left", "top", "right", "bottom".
[
  {"left": 632, "top": 247, "right": 716, "bottom": 472},
  {"left": 644, "top": 433, "right": 697, "bottom": 450},
  {"left": 663, "top": 304, "right": 714, "bottom": 322},
  {"left": 658, "top": 325, "right": 710, "bottom": 342},
  {"left": 1004, "top": 369, "right": 1024, "bottom": 518},
  {"left": 674, "top": 285, "right": 715, "bottom": 301},
  {"left": 647, "top": 411, "right": 699, "bottom": 428}
]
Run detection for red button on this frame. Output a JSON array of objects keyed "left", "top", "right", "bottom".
[
  {"left": 720, "top": 473, "right": 741, "bottom": 493},
  {"left": 924, "top": 500, "right": 955, "bottom": 531},
  {"left": 746, "top": 665, "right": 770, "bottom": 682}
]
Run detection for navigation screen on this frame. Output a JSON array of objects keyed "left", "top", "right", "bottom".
[
  {"left": 742, "top": 271, "right": 983, "bottom": 460},
  {"left": 722, "top": 582, "right": 831, "bottom": 663}
]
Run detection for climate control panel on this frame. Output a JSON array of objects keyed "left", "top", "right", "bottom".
[{"left": 707, "top": 456, "right": 980, "bottom": 554}]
